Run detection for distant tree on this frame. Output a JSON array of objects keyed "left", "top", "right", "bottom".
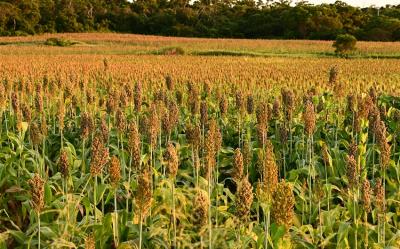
[
  {"left": 333, "top": 34, "right": 357, "bottom": 56},
  {"left": 1, "top": 0, "right": 400, "bottom": 40}
]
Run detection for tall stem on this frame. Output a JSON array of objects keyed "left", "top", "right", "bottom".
[
  {"left": 94, "top": 176, "right": 97, "bottom": 222},
  {"left": 354, "top": 190, "right": 358, "bottom": 249},
  {"left": 172, "top": 179, "right": 177, "bottom": 248},
  {"left": 264, "top": 206, "right": 270, "bottom": 249},
  {"left": 127, "top": 154, "right": 132, "bottom": 214},
  {"left": 114, "top": 190, "right": 119, "bottom": 247},
  {"left": 364, "top": 212, "right": 368, "bottom": 249},
  {"left": 38, "top": 211, "right": 41, "bottom": 249},
  {"left": 325, "top": 161, "right": 330, "bottom": 212},
  {"left": 372, "top": 135, "right": 375, "bottom": 180},
  {"left": 82, "top": 139, "right": 86, "bottom": 174},
  {"left": 139, "top": 212, "right": 143, "bottom": 249},
  {"left": 208, "top": 174, "right": 212, "bottom": 249}
]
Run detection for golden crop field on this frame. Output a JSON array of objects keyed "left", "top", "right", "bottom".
[{"left": 0, "top": 33, "right": 399, "bottom": 249}]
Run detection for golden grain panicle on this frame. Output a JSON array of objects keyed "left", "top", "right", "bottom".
[
  {"left": 271, "top": 181, "right": 295, "bottom": 230},
  {"left": 109, "top": 156, "right": 121, "bottom": 186},
  {"left": 165, "top": 142, "right": 179, "bottom": 178},
  {"left": 28, "top": 174, "right": 45, "bottom": 212},
  {"left": 236, "top": 175, "right": 253, "bottom": 220}
]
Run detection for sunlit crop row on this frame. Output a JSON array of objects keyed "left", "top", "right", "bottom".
[{"left": 0, "top": 35, "right": 399, "bottom": 248}]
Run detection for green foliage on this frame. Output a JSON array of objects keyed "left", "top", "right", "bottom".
[
  {"left": 333, "top": 34, "right": 357, "bottom": 55},
  {"left": 1, "top": 1, "right": 400, "bottom": 41},
  {"left": 44, "top": 37, "right": 78, "bottom": 47},
  {"left": 0, "top": 72, "right": 399, "bottom": 247},
  {"left": 156, "top": 46, "right": 186, "bottom": 55}
]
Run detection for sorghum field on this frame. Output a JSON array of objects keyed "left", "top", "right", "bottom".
[{"left": 0, "top": 34, "right": 399, "bottom": 249}]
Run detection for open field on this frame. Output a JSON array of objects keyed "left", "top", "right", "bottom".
[
  {"left": 0, "top": 33, "right": 399, "bottom": 248},
  {"left": 1, "top": 33, "right": 400, "bottom": 57}
]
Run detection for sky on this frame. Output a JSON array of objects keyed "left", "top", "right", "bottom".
[{"left": 300, "top": 0, "right": 400, "bottom": 7}]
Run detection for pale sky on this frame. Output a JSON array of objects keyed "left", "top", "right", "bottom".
[{"left": 299, "top": 0, "right": 400, "bottom": 7}]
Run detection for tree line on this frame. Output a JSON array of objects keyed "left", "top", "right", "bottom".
[{"left": 1, "top": 0, "right": 400, "bottom": 41}]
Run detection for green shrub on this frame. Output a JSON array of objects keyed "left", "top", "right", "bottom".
[
  {"left": 157, "top": 46, "right": 186, "bottom": 55},
  {"left": 333, "top": 34, "right": 357, "bottom": 56},
  {"left": 44, "top": 38, "right": 77, "bottom": 47}
]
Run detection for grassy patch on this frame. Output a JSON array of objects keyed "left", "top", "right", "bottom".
[
  {"left": 193, "top": 50, "right": 262, "bottom": 57},
  {"left": 153, "top": 46, "right": 186, "bottom": 55},
  {"left": 44, "top": 38, "right": 80, "bottom": 47}
]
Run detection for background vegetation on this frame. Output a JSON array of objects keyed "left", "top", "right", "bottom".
[{"left": 1, "top": 1, "right": 400, "bottom": 41}]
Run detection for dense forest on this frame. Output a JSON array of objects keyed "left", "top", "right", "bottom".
[{"left": 0, "top": 0, "right": 400, "bottom": 41}]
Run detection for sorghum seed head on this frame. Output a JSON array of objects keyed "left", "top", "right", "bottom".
[
  {"left": 219, "top": 97, "right": 228, "bottom": 116},
  {"left": 30, "top": 122, "right": 42, "bottom": 147},
  {"left": 147, "top": 104, "right": 160, "bottom": 147},
  {"left": 236, "top": 175, "right": 253, "bottom": 220},
  {"left": 188, "top": 83, "right": 199, "bottom": 115},
  {"left": 362, "top": 179, "right": 371, "bottom": 213},
  {"left": 85, "top": 234, "right": 96, "bottom": 249},
  {"left": 279, "top": 125, "right": 288, "bottom": 144},
  {"left": 193, "top": 189, "right": 209, "bottom": 227},
  {"left": 186, "top": 123, "right": 201, "bottom": 150},
  {"left": 116, "top": 108, "right": 126, "bottom": 133},
  {"left": 379, "top": 140, "right": 390, "bottom": 169},
  {"left": 200, "top": 101, "right": 208, "bottom": 127},
  {"left": 359, "top": 96, "right": 373, "bottom": 120},
  {"left": 271, "top": 181, "right": 295, "bottom": 230},
  {"left": 100, "top": 116, "right": 109, "bottom": 144},
  {"left": 109, "top": 156, "right": 121, "bottom": 186},
  {"left": 59, "top": 149, "right": 69, "bottom": 178},
  {"left": 247, "top": 95, "right": 254, "bottom": 114},
  {"left": 134, "top": 82, "right": 143, "bottom": 112},
  {"left": 203, "top": 128, "right": 216, "bottom": 180},
  {"left": 262, "top": 140, "right": 278, "bottom": 197},
  {"left": 136, "top": 168, "right": 152, "bottom": 218},
  {"left": 303, "top": 101, "right": 316, "bottom": 136},
  {"left": 256, "top": 102, "right": 268, "bottom": 125},
  {"left": 346, "top": 94, "right": 357, "bottom": 113},
  {"left": 11, "top": 92, "right": 19, "bottom": 112},
  {"left": 22, "top": 104, "right": 32, "bottom": 123},
  {"left": 322, "top": 143, "right": 330, "bottom": 166},
  {"left": 235, "top": 91, "right": 245, "bottom": 113},
  {"left": 169, "top": 101, "right": 179, "bottom": 131},
  {"left": 272, "top": 98, "right": 281, "bottom": 119},
  {"left": 90, "top": 134, "right": 109, "bottom": 176},
  {"left": 353, "top": 111, "right": 361, "bottom": 133},
  {"left": 81, "top": 112, "right": 93, "bottom": 139},
  {"left": 346, "top": 155, "right": 359, "bottom": 189},
  {"left": 128, "top": 122, "right": 141, "bottom": 170},
  {"left": 281, "top": 89, "right": 295, "bottom": 121},
  {"left": 374, "top": 178, "right": 385, "bottom": 214},
  {"left": 106, "top": 91, "right": 116, "bottom": 114},
  {"left": 242, "top": 140, "right": 252, "bottom": 171},
  {"left": 28, "top": 174, "right": 45, "bottom": 212},
  {"left": 348, "top": 140, "right": 358, "bottom": 159},
  {"left": 119, "top": 89, "right": 128, "bottom": 108},
  {"left": 165, "top": 142, "right": 179, "bottom": 178},
  {"left": 232, "top": 148, "right": 244, "bottom": 183},
  {"left": 208, "top": 119, "right": 222, "bottom": 153},
  {"left": 368, "top": 105, "right": 381, "bottom": 135}
]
